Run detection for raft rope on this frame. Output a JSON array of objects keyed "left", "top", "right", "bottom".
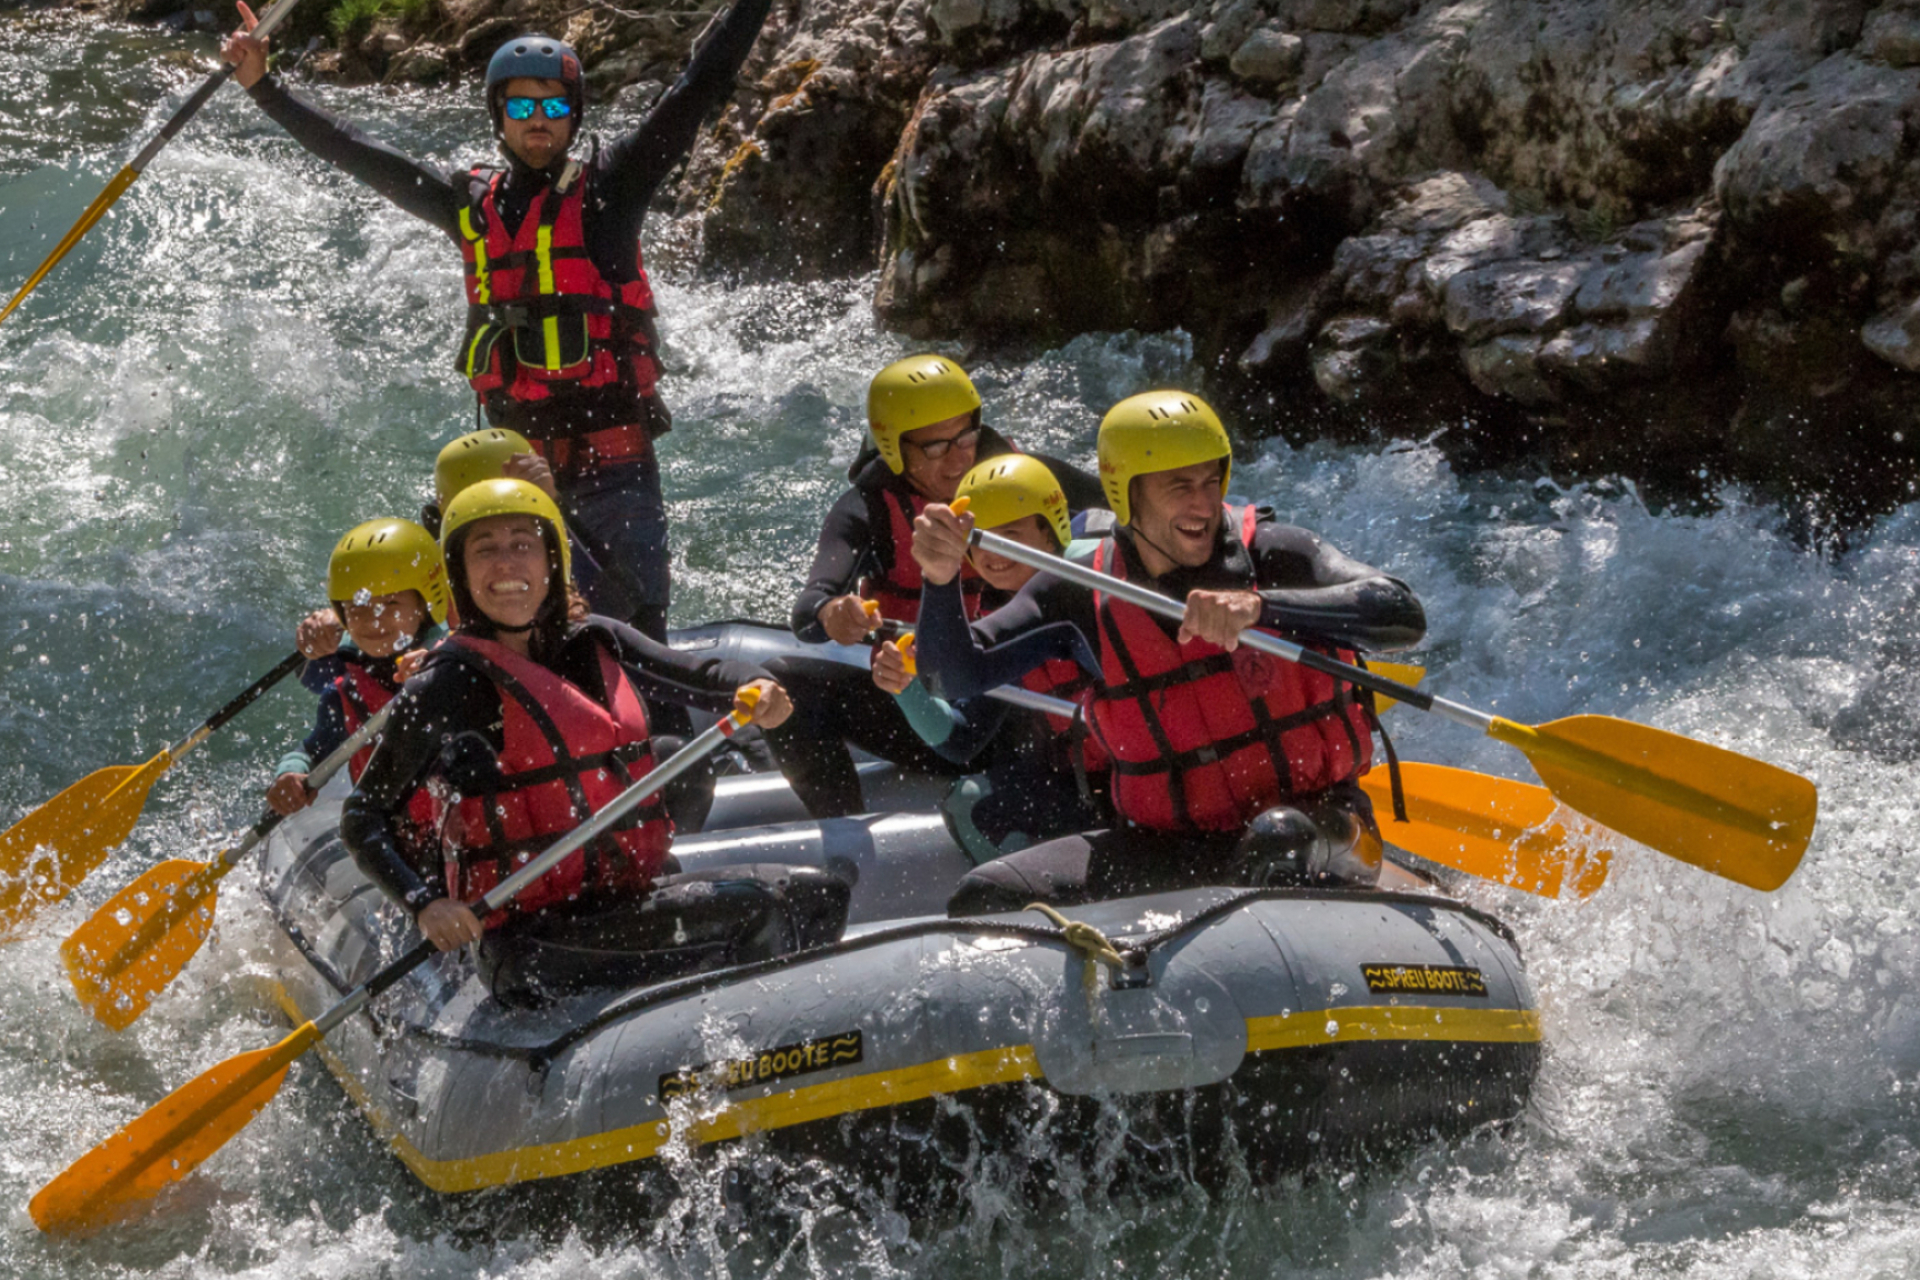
[
  {"left": 264, "top": 845, "right": 1521, "bottom": 1073},
  {"left": 1024, "top": 902, "right": 1128, "bottom": 994}
]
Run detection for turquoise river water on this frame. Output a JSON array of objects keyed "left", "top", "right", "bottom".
[{"left": 4, "top": 11, "right": 1920, "bottom": 1277}]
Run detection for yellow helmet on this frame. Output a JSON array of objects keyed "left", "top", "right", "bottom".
[
  {"left": 434, "top": 427, "right": 534, "bottom": 508},
  {"left": 327, "top": 518, "right": 450, "bottom": 625},
  {"left": 439, "top": 477, "right": 572, "bottom": 592},
  {"left": 956, "top": 454, "right": 1071, "bottom": 549},
  {"left": 867, "top": 354, "right": 982, "bottom": 474},
  {"left": 1096, "top": 391, "right": 1233, "bottom": 525}
]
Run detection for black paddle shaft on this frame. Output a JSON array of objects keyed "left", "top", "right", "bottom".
[{"left": 200, "top": 651, "right": 304, "bottom": 736}]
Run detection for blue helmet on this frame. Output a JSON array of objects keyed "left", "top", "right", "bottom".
[{"left": 484, "top": 35, "right": 585, "bottom": 131}]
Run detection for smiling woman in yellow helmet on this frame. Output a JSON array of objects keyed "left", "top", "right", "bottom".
[
  {"left": 422, "top": 427, "right": 621, "bottom": 616},
  {"left": 338, "top": 479, "right": 848, "bottom": 1008},
  {"left": 908, "top": 390, "right": 1430, "bottom": 916},
  {"left": 267, "top": 518, "right": 449, "bottom": 819},
  {"left": 772, "top": 354, "right": 1109, "bottom": 822}
]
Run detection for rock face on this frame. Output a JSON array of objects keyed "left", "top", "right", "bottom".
[
  {"left": 106, "top": 0, "right": 1920, "bottom": 516},
  {"left": 669, "top": 0, "right": 1920, "bottom": 517}
]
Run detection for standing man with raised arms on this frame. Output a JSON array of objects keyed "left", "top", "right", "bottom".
[
  {"left": 224, "top": 3, "right": 774, "bottom": 640},
  {"left": 912, "top": 391, "right": 1428, "bottom": 915}
]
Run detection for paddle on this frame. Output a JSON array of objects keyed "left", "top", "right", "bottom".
[
  {"left": 63, "top": 706, "right": 395, "bottom": 1031},
  {"left": 960, "top": 520, "right": 1817, "bottom": 892},
  {"left": 1, "top": 651, "right": 305, "bottom": 939},
  {"left": 30, "top": 691, "right": 762, "bottom": 1234},
  {"left": 0, "top": 0, "right": 310, "bottom": 329},
  {"left": 1358, "top": 763, "right": 1608, "bottom": 899}
]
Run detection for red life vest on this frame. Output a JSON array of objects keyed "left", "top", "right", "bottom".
[
  {"left": 427, "top": 634, "right": 671, "bottom": 926},
  {"left": 335, "top": 659, "right": 440, "bottom": 856},
  {"left": 456, "top": 163, "right": 661, "bottom": 436},
  {"left": 861, "top": 486, "right": 986, "bottom": 624},
  {"left": 1086, "top": 506, "right": 1373, "bottom": 833}
]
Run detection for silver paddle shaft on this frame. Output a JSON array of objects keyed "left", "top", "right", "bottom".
[
  {"left": 314, "top": 706, "right": 748, "bottom": 1037},
  {"left": 967, "top": 526, "right": 1495, "bottom": 733}
]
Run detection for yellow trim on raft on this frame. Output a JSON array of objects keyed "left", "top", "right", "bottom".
[
  {"left": 1246, "top": 1005, "right": 1543, "bottom": 1053},
  {"left": 276, "top": 983, "right": 1039, "bottom": 1194},
  {"left": 273, "top": 982, "right": 1539, "bottom": 1195}
]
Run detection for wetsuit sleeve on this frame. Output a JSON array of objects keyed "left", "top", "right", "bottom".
[
  {"left": 594, "top": 0, "right": 775, "bottom": 225},
  {"left": 791, "top": 487, "right": 874, "bottom": 642},
  {"left": 598, "top": 619, "right": 768, "bottom": 714},
  {"left": 926, "top": 691, "right": 1015, "bottom": 766},
  {"left": 1249, "top": 523, "right": 1426, "bottom": 653},
  {"left": 566, "top": 529, "right": 605, "bottom": 610},
  {"left": 246, "top": 75, "right": 463, "bottom": 233},
  {"left": 1031, "top": 451, "right": 1107, "bottom": 512},
  {"left": 303, "top": 686, "right": 351, "bottom": 767},
  {"left": 339, "top": 663, "right": 498, "bottom": 912},
  {"left": 892, "top": 679, "right": 960, "bottom": 749},
  {"left": 916, "top": 576, "right": 1098, "bottom": 701},
  {"left": 299, "top": 653, "right": 346, "bottom": 696}
]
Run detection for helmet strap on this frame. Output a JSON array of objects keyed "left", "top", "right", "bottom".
[{"left": 1124, "top": 523, "right": 1185, "bottom": 578}]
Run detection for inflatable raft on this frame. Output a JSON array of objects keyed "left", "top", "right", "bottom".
[{"left": 254, "top": 622, "right": 1543, "bottom": 1201}]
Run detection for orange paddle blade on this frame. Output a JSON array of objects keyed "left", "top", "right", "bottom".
[
  {"left": 30, "top": 1021, "right": 319, "bottom": 1234},
  {"left": 0, "top": 753, "right": 172, "bottom": 939},
  {"left": 1364, "top": 762, "right": 1611, "bottom": 899},
  {"left": 1492, "top": 714, "right": 1817, "bottom": 892},
  {"left": 63, "top": 858, "right": 223, "bottom": 1031},
  {"left": 1366, "top": 660, "right": 1423, "bottom": 714}
]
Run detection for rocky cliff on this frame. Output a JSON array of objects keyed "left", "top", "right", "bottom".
[{"left": 101, "top": 0, "right": 1920, "bottom": 520}]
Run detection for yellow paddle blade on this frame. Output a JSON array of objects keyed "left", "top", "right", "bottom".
[
  {"left": 63, "top": 859, "right": 223, "bottom": 1032},
  {"left": 30, "top": 1021, "right": 320, "bottom": 1234},
  {"left": 1366, "top": 660, "right": 1423, "bottom": 714},
  {"left": 0, "top": 166, "right": 139, "bottom": 328},
  {"left": 0, "top": 752, "right": 173, "bottom": 939},
  {"left": 1363, "top": 762, "right": 1610, "bottom": 899},
  {"left": 1491, "top": 714, "right": 1818, "bottom": 892}
]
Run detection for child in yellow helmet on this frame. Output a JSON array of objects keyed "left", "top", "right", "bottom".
[
  {"left": 867, "top": 456, "right": 1111, "bottom": 861},
  {"left": 266, "top": 519, "right": 449, "bottom": 816}
]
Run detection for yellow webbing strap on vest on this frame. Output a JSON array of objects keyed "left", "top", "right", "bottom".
[
  {"left": 534, "top": 219, "right": 561, "bottom": 370},
  {"left": 1026, "top": 903, "right": 1128, "bottom": 994},
  {"left": 459, "top": 206, "right": 491, "bottom": 305}
]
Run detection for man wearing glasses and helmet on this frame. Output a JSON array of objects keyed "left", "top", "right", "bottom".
[{"left": 223, "top": 7, "right": 773, "bottom": 644}]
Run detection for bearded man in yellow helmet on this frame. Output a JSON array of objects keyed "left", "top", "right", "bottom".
[
  {"left": 776, "top": 354, "right": 1107, "bottom": 818},
  {"left": 913, "top": 391, "right": 1427, "bottom": 915},
  {"left": 341, "top": 479, "right": 848, "bottom": 1006}
]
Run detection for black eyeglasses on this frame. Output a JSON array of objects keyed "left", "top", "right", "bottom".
[
  {"left": 504, "top": 95, "right": 573, "bottom": 121},
  {"left": 903, "top": 424, "right": 982, "bottom": 462}
]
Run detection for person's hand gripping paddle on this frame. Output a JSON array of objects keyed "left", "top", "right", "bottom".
[
  {"left": 61, "top": 706, "right": 394, "bottom": 1031},
  {"left": 0, "top": 0, "right": 311, "bottom": 329},
  {"left": 0, "top": 652, "right": 305, "bottom": 939},
  {"left": 956, "top": 509, "right": 1817, "bottom": 891},
  {"left": 29, "top": 691, "right": 764, "bottom": 1233}
]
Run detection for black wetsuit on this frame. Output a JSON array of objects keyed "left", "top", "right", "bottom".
[
  {"left": 244, "top": 0, "right": 772, "bottom": 641},
  {"left": 915, "top": 508, "right": 1426, "bottom": 915},
  {"left": 340, "top": 616, "right": 846, "bottom": 1005},
  {"left": 770, "top": 429, "right": 1105, "bottom": 818}
]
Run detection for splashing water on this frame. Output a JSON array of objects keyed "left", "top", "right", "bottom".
[{"left": 3, "top": 12, "right": 1919, "bottom": 1278}]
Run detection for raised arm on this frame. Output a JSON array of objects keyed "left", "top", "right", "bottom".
[
  {"left": 594, "top": 0, "right": 776, "bottom": 223},
  {"left": 243, "top": 76, "right": 464, "bottom": 231}
]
